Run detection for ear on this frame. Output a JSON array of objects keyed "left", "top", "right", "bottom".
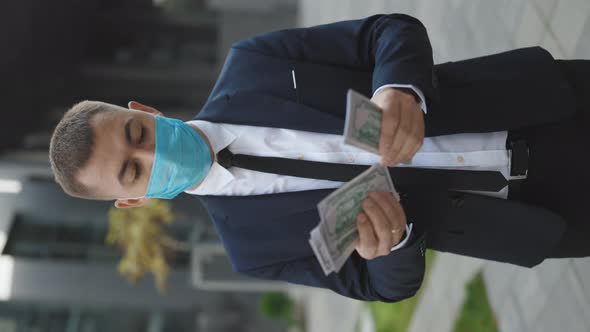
[
  {"left": 128, "top": 101, "right": 163, "bottom": 116},
  {"left": 114, "top": 197, "right": 152, "bottom": 209}
]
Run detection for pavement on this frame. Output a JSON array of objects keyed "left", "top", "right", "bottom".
[
  {"left": 298, "top": 1, "right": 590, "bottom": 332},
  {"left": 287, "top": 285, "right": 364, "bottom": 332}
]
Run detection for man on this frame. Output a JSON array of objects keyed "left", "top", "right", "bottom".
[{"left": 49, "top": 14, "right": 590, "bottom": 302}]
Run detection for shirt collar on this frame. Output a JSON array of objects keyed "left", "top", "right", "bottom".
[{"left": 184, "top": 120, "right": 236, "bottom": 195}]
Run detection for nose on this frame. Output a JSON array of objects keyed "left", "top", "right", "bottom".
[{"left": 133, "top": 144, "right": 155, "bottom": 164}]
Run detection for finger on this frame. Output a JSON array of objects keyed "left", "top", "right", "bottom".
[
  {"left": 388, "top": 193, "right": 407, "bottom": 230},
  {"left": 384, "top": 105, "right": 409, "bottom": 165},
  {"left": 394, "top": 105, "right": 423, "bottom": 163},
  {"left": 369, "top": 191, "right": 405, "bottom": 245},
  {"left": 378, "top": 100, "right": 401, "bottom": 162},
  {"left": 362, "top": 196, "right": 393, "bottom": 256},
  {"left": 356, "top": 212, "right": 378, "bottom": 259},
  {"left": 395, "top": 128, "right": 422, "bottom": 164},
  {"left": 373, "top": 191, "right": 407, "bottom": 227},
  {"left": 369, "top": 191, "right": 400, "bottom": 228}
]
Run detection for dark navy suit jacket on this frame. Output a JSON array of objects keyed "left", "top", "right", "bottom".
[{"left": 194, "top": 14, "right": 576, "bottom": 302}]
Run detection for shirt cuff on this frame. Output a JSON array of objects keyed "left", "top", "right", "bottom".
[
  {"left": 390, "top": 223, "right": 414, "bottom": 252},
  {"left": 374, "top": 84, "right": 427, "bottom": 114}
]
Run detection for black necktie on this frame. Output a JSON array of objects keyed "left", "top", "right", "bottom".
[{"left": 216, "top": 148, "right": 508, "bottom": 192}]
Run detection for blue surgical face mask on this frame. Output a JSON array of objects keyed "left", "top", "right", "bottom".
[{"left": 143, "top": 115, "right": 212, "bottom": 199}]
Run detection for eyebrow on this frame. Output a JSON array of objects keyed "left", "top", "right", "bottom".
[{"left": 118, "top": 118, "right": 133, "bottom": 185}]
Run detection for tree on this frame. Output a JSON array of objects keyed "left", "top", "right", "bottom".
[{"left": 106, "top": 199, "right": 189, "bottom": 294}]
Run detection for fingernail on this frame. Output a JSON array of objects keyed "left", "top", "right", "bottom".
[{"left": 357, "top": 215, "right": 366, "bottom": 223}]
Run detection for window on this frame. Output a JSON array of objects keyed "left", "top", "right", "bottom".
[
  {"left": 4, "top": 214, "right": 191, "bottom": 269},
  {"left": 3, "top": 214, "right": 118, "bottom": 262}
]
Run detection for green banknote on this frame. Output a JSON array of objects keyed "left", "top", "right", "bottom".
[
  {"left": 311, "top": 166, "right": 399, "bottom": 275},
  {"left": 319, "top": 166, "right": 395, "bottom": 237},
  {"left": 343, "top": 89, "right": 383, "bottom": 154}
]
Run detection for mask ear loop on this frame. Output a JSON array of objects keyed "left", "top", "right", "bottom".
[
  {"left": 120, "top": 187, "right": 150, "bottom": 201},
  {"left": 120, "top": 196, "right": 145, "bottom": 200}
]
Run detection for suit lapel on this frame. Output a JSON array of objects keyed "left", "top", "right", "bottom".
[{"left": 197, "top": 91, "right": 345, "bottom": 135}]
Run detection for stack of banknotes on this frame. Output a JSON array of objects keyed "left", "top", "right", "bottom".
[{"left": 309, "top": 90, "right": 400, "bottom": 275}]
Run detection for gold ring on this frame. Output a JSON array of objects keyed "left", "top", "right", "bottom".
[{"left": 391, "top": 228, "right": 401, "bottom": 234}]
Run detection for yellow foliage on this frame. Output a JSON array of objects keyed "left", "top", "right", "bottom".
[{"left": 106, "top": 199, "right": 175, "bottom": 294}]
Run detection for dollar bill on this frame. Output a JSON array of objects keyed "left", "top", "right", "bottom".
[
  {"left": 343, "top": 89, "right": 383, "bottom": 154},
  {"left": 308, "top": 226, "right": 334, "bottom": 275},
  {"left": 310, "top": 165, "right": 399, "bottom": 275}
]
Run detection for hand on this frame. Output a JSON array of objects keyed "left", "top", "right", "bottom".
[
  {"left": 355, "top": 191, "right": 407, "bottom": 260},
  {"left": 371, "top": 87, "right": 424, "bottom": 166}
]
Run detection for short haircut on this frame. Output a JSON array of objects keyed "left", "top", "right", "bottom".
[{"left": 49, "top": 100, "right": 112, "bottom": 198}]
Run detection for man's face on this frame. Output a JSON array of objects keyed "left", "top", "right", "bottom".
[{"left": 77, "top": 102, "right": 160, "bottom": 205}]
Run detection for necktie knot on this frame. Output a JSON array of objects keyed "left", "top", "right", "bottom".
[{"left": 216, "top": 147, "right": 234, "bottom": 169}]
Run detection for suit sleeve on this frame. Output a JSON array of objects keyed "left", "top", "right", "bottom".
[
  {"left": 242, "top": 233, "right": 426, "bottom": 302},
  {"left": 232, "top": 13, "right": 435, "bottom": 103}
]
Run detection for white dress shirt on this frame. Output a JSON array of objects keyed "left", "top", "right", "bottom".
[
  {"left": 186, "top": 120, "right": 510, "bottom": 198},
  {"left": 185, "top": 86, "right": 512, "bottom": 251}
]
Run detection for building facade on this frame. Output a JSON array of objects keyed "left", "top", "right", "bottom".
[{"left": 0, "top": 0, "right": 298, "bottom": 331}]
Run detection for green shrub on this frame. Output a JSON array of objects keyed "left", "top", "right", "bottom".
[
  {"left": 452, "top": 272, "right": 498, "bottom": 332},
  {"left": 258, "top": 292, "right": 295, "bottom": 325}
]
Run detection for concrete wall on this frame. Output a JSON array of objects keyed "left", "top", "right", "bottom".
[
  {"left": 5, "top": 258, "right": 195, "bottom": 309},
  {"left": 0, "top": 160, "right": 54, "bottom": 252}
]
